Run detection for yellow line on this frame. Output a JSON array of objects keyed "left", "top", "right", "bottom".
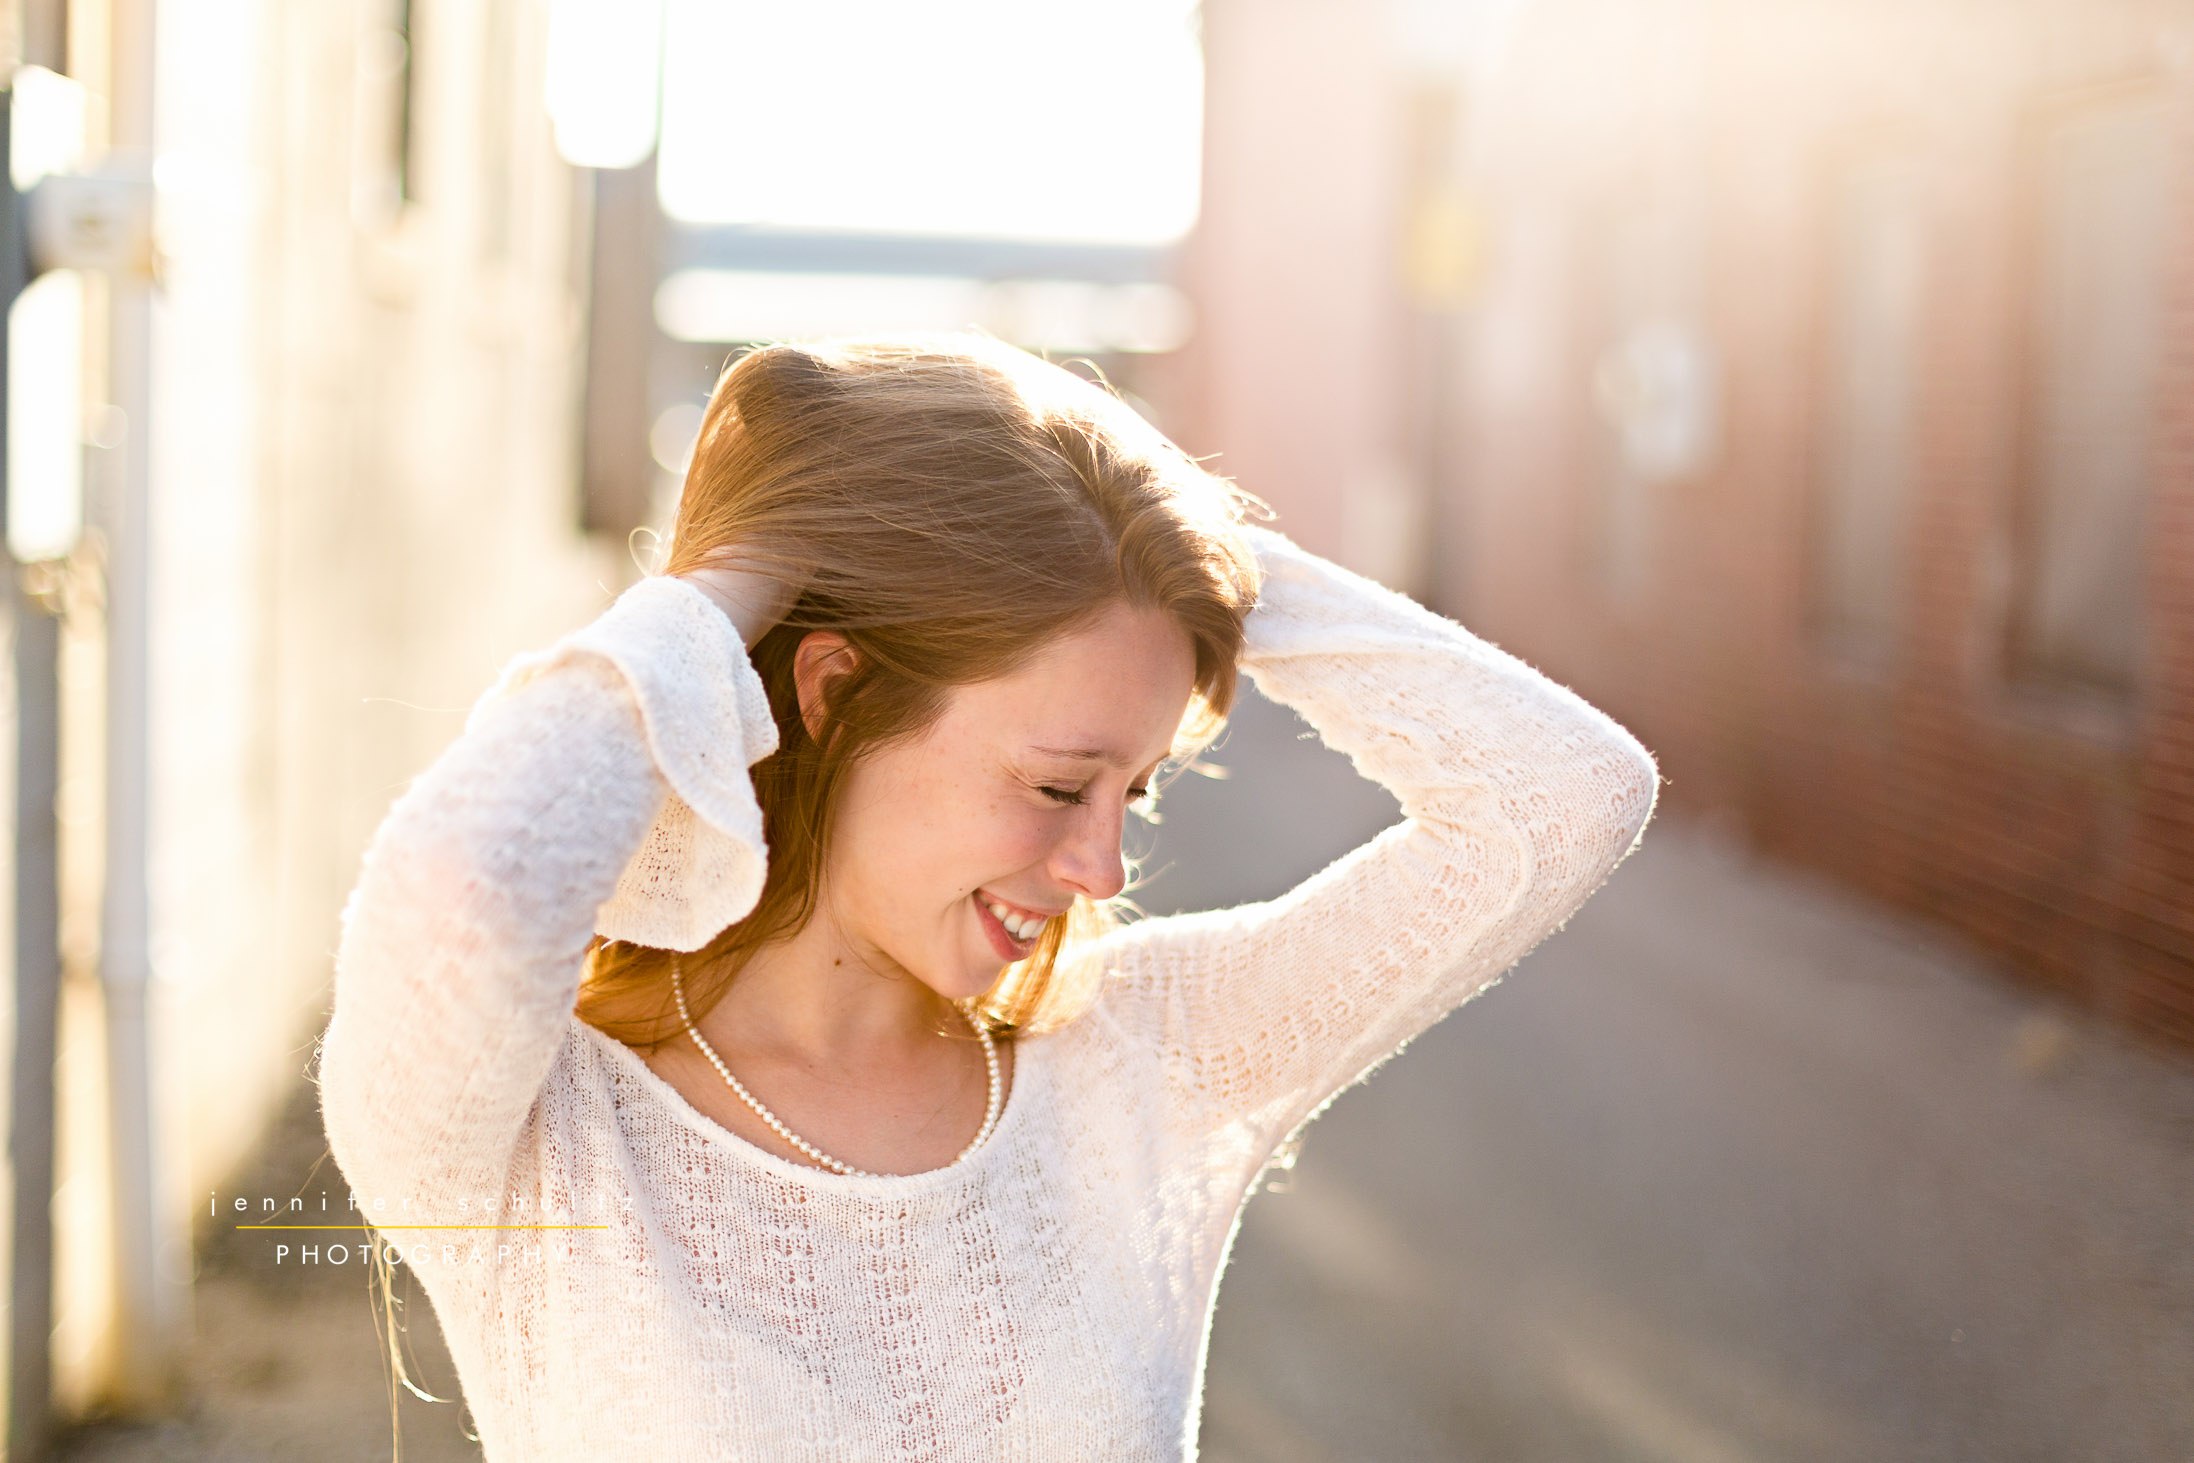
[{"left": 236, "top": 1224, "right": 609, "bottom": 1231}]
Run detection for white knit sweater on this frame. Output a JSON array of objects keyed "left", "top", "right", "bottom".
[{"left": 317, "top": 526, "right": 1659, "bottom": 1461}]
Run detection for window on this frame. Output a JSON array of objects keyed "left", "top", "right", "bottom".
[
  {"left": 2010, "top": 91, "right": 2173, "bottom": 695},
  {"left": 1586, "top": 205, "right": 1715, "bottom": 608},
  {"left": 1810, "top": 152, "right": 1927, "bottom": 665},
  {"left": 656, "top": 0, "right": 1201, "bottom": 244},
  {"left": 351, "top": 0, "right": 421, "bottom": 228}
]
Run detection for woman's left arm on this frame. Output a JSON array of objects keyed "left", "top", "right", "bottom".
[{"left": 1092, "top": 525, "right": 1660, "bottom": 1144}]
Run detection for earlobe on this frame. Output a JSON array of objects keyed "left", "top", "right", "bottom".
[{"left": 792, "top": 631, "right": 857, "bottom": 743}]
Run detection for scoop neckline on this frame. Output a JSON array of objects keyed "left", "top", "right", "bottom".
[{"left": 576, "top": 1014, "right": 1036, "bottom": 1193}]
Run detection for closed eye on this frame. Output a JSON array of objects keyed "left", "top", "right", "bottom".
[{"left": 1039, "top": 785, "right": 1155, "bottom": 807}]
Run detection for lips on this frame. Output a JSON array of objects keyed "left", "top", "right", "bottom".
[{"left": 973, "top": 891, "right": 1058, "bottom": 962}]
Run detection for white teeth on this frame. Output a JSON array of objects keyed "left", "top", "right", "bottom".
[{"left": 982, "top": 898, "right": 1045, "bottom": 943}]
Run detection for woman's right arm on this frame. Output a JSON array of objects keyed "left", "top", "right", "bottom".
[
  {"left": 315, "top": 575, "right": 779, "bottom": 1206},
  {"left": 1086, "top": 528, "right": 1657, "bottom": 1148}
]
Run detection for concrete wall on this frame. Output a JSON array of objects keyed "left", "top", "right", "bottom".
[{"left": 39, "top": 0, "right": 626, "bottom": 1410}]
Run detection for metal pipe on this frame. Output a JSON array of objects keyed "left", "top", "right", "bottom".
[{"left": 97, "top": 0, "right": 187, "bottom": 1412}]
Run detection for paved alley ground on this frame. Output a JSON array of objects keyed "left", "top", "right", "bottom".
[{"left": 1150, "top": 690, "right": 2194, "bottom": 1463}]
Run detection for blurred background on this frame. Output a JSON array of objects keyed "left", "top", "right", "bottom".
[{"left": 0, "top": 0, "right": 2186, "bottom": 1458}]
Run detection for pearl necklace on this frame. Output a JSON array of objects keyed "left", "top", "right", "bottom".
[{"left": 668, "top": 958, "right": 1003, "bottom": 1180}]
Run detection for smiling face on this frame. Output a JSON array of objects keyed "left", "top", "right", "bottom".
[{"left": 808, "top": 599, "right": 1199, "bottom": 1002}]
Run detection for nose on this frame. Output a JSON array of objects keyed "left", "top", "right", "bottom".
[{"left": 1049, "top": 800, "right": 1130, "bottom": 903}]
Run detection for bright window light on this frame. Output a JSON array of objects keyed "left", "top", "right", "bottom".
[
  {"left": 657, "top": 0, "right": 1202, "bottom": 243},
  {"left": 546, "top": 0, "right": 664, "bottom": 169},
  {"left": 11, "top": 65, "right": 87, "bottom": 188},
  {"left": 8, "top": 270, "right": 85, "bottom": 562}
]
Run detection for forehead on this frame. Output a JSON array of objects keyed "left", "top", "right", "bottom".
[{"left": 938, "top": 602, "right": 1199, "bottom": 765}]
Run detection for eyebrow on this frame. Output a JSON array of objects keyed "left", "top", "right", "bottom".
[{"left": 1028, "top": 744, "right": 1157, "bottom": 771}]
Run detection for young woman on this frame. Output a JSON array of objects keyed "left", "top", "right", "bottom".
[{"left": 317, "top": 335, "right": 1659, "bottom": 1460}]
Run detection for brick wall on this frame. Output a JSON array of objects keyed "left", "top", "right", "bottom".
[
  {"left": 1443, "top": 1, "right": 2194, "bottom": 1045},
  {"left": 1184, "top": 0, "right": 2194, "bottom": 1048}
]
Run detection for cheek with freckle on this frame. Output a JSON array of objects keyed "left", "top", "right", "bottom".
[
  {"left": 975, "top": 795, "right": 1057, "bottom": 877},
  {"left": 830, "top": 733, "right": 1051, "bottom": 981}
]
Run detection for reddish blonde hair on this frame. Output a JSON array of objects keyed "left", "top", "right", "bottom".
[{"left": 578, "top": 335, "right": 1261, "bottom": 1046}]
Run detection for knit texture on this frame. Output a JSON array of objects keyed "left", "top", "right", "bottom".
[{"left": 317, "top": 526, "right": 1660, "bottom": 1461}]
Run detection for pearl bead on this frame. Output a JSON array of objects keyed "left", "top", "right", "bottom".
[{"left": 672, "top": 957, "right": 999, "bottom": 1181}]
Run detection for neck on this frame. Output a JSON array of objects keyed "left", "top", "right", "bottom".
[{"left": 701, "top": 904, "right": 957, "bottom": 1063}]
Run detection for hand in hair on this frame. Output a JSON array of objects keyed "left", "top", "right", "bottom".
[{"left": 677, "top": 550, "right": 799, "bottom": 650}]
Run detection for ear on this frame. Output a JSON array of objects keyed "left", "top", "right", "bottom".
[{"left": 791, "top": 631, "right": 858, "bottom": 744}]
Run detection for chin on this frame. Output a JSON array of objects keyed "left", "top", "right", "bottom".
[
  {"left": 922, "top": 962, "right": 1006, "bottom": 1005},
  {"left": 874, "top": 940, "right": 995, "bottom": 1005}
]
